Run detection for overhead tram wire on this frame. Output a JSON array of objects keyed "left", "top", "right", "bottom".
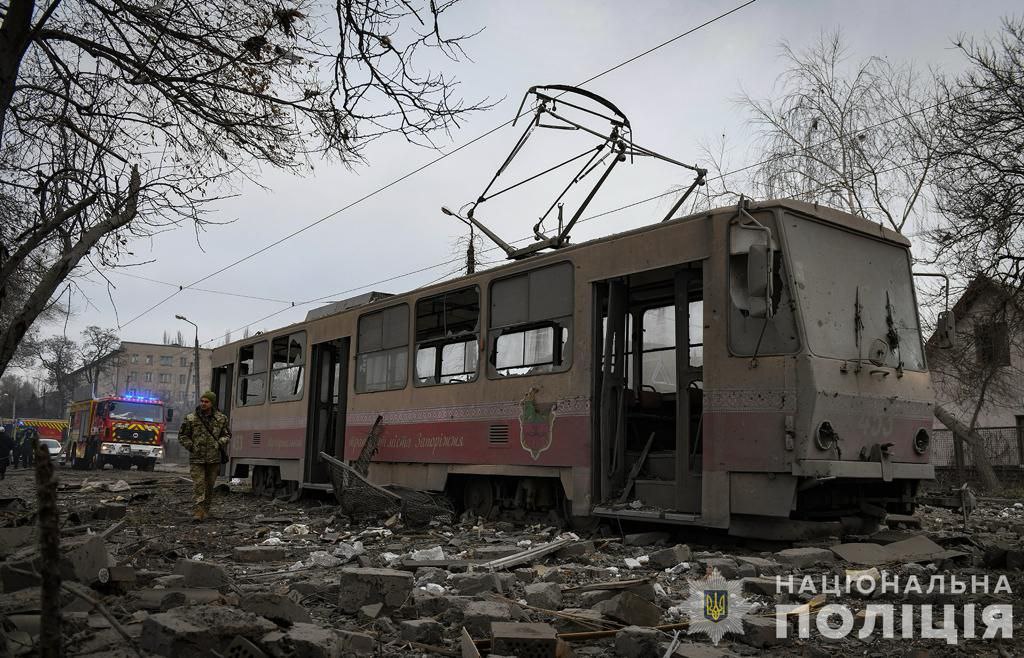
[
  {"left": 206, "top": 187, "right": 699, "bottom": 346},
  {"left": 112, "top": 270, "right": 297, "bottom": 305},
  {"left": 208, "top": 87, "right": 975, "bottom": 345},
  {"left": 115, "top": 0, "right": 762, "bottom": 332}
]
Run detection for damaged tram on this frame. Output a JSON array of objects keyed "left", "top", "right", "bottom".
[{"left": 211, "top": 198, "right": 935, "bottom": 538}]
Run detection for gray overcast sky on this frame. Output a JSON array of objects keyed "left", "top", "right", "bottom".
[{"left": 46, "top": 0, "right": 1021, "bottom": 351}]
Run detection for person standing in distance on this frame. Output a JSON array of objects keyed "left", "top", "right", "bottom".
[
  {"left": 178, "top": 391, "right": 230, "bottom": 522},
  {"left": 0, "top": 426, "right": 12, "bottom": 479}
]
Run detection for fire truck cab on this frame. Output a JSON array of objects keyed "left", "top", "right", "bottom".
[{"left": 65, "top": 394, "right": 169, "bottom": 471}]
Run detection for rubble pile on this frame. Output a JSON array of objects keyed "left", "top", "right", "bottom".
[{"left": 0, "top": 468, "right": 1021, "bottom": 656}]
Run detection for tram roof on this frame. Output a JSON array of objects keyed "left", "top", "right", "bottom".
[{"left": 215, "top": 198, "right": 910, "bottom": 353}]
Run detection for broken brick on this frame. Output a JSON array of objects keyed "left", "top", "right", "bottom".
[{"left": 337, "top": 567, "right": 413, "bottom": 614}]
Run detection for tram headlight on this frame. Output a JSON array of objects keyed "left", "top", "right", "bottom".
[
  {"left": 913, "top": 429, "right": 930, "bottom": 454},
  {"left": 815, "top": 421, "right": 837, "bottom": 451}
]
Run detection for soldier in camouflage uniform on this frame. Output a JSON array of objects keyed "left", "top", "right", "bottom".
[{"left": 178, "top": 390, "right": 231, "bottom": 522}]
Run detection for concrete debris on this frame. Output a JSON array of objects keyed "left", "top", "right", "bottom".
[
  {"left": 140, "top": 604, "right": 277, "bottom": 656},
  {"left": 463, "top": 600, "right": 518, "bottom": 637},
  {"left": 332, "top": 540, "right": 365, "bottom": 562},
  {"left": 648, "top": 544, "right": 693, "bottom": 569},
  {"left": 172, "top": 558, "right": 227, "bottom": 588},
  {"left": 614, "top": 625, "right": 660, "bottom": 658},
  {"left": 622, "top": 531, "right": 670, "bottom": 546},
  {"left": 696, "top": 556, "right": 739, "bottom": 579},
  {"left": 773, "top": 546, "right": 834, "bottom": 568},
  {"left": 305, "top": 550, "right": 344, "bottom": 568},
  {"left": 1, "top": 533, "right": 111, "bottom": 592},
  {"left": 411, "top": 545, "right": 445, "bottom": 561},
  {"left": 337, "top": 567, "right": 413, "bottom": 613},
  {"left": 523, "top": 581, "right": 562, "bottom": 610},
  {"left": 592, "top": 591, "right": 662, "bottom": 627},
  {"left": 1, "top": 467, "right": 1020, "bottom": 656},
  {"left": 740, "top": 615, "right": 788, "bottom": 649},
  {"left": 234, "top": 545, "right": 288, "bottom": 563},
  {"left": 400, "top": 618, "right": 444, "bottom": 644},
  {"left": 239, "top": 591, "right": 313, "bottom": 625}
]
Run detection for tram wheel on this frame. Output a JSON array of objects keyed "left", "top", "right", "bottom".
[
  {"left": 251, "top": 466, "right": 267, "bottom": 497},
  {"left": 276, "top": 480, "right": 300, "bottom": 503},
  {"left": 463, "top": 478, "right": 494, "bottom": 519}
]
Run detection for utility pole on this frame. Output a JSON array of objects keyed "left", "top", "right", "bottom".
[
  {"left": 441, "top": 206, "right": 476, "bottom": 275},
  {"left": 175, "top": 315, "right": 201, "bottom": 407}
]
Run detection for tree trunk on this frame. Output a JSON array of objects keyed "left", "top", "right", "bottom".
[
  {"left": 0, "top": 0, "right": 36, "bottom": 146},
  {"left": 934, "top": 404, "right": 1001, "bottom": 491}
]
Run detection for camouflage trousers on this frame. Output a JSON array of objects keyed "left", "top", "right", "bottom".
[{"left": 189, "top": 463, "right": 220, "bottom": 513}]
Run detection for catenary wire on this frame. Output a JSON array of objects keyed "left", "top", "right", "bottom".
[
  {"left": 115, "top": 0, "right": 762, "bottom": 331},
  {"left": 129, "top": 82, "right": 971, "bottom": 345},
  {"left": 206, "top": 89, "right": 971, "bottom": 343}
]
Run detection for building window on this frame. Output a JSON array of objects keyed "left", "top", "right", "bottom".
[
  {"left": 159, "top": 373, "right": 171, "bottom": 383},
  {"left": 128, "top": 371, "right": 137, "bottom": 382},
  {"left": 159, "top": 356, "right": 172, "bottom": 366},
  {"left": 976, "top": 321, "right": 1010, "bottom": 367},
  {"left": 130, "top": 354, "right": 139, "bottom": 364},
  {"left": 356, "top": 305, "right": 409, "bottom": 392},
  {"left": 270, "top": 331, "right": 306, "bottom": 402},
  {"left": 179, "top": 374, "right": 186, "bottom": 385},
  {"left": 144, "top": 372, "right": 153, "bottom": 383},
  {"left": 237, "top": 341, "right": 268, "bottom": 406},
  {"left": 145, "top": 355, "right": 153, "bottom": 365},
  {"left": 180, "top": 357, "right": 188, "bottom": 367},
  {"left": 489, "top": 262, "right": 573, "bottom": 377},
  {"left": 415, "top": 286, "right": 479, "bottom": 386}
]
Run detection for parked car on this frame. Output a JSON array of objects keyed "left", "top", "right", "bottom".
[{"left": 38, "top": 438, "right": 65, "bottom": 465}]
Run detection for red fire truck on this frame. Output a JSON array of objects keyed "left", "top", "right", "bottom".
[
  {"left": 64, "top": 394, "right": 171, "bottom": 471},
  {"left": 0, "top": 418, "right": 68, "bottom": 441}
]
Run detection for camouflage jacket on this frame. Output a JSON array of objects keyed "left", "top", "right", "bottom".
[{"left": 179, "top": 409, "right": 230, "bottom": 464}]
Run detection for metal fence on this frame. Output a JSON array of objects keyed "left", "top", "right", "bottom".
[{"left": 930, "top": 426, "right": 1023, "bottom": 468}]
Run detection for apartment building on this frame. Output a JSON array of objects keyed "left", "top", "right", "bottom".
[{"left": 70, "top": 340, "right": 213, "bottom": 423}]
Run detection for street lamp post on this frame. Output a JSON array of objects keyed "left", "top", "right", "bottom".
[
  {"left": 1, "top": 392, "right": 15, "bottom": 428},
  {"left": 175, "top": 315, "right": 201, "bottom": 407},
  {"left": 441, "top": 206, "right": 476, "bottom": 275}
]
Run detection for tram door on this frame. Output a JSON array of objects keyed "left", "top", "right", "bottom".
[
  {"left": 594, "top": 262, "right": 704, "bottom": 513},
  {"left": 212, "top": 364, "right": 233, "bottom": 477},
  {"left": 212, "top": 364, "right": 233, "bottom": 417},
  {"left": 305, "top": 338, "right": 349, "bottom": 485}
]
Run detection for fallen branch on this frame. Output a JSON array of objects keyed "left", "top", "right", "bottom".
[
  {"left": 405, "top": 640, "right": 458, "bottom": 656},
  {"left": 489, "top": 594, "right": 618, "bottom": 632},
  {"left": 235, "top": 565, "right": 314, "bottom": 580},
  {"left": 481, "top": 537, "right": 574, "bottom": 571},
  {"left": 100, "top": 518, "right": 128, "bottom": 538},
  {"left": 558, "top": 621, "right": 690, "bottom": 642},
  {"left": 564, "top": 577, "right": 653, "bottom": 593}
]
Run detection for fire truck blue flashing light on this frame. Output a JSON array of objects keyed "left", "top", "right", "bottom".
[{"left": 118, "top": 393, "right": 161, "bottom": 403}]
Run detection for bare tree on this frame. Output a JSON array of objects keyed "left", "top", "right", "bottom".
[
  {"left": 713, "top": 32, "right": 940, "bottom": 234},
  {"left": 25, "top": 334, "right": 78, "bottom": 411},
  {"left": 0, "top": 0, "right": 485, "bottom": 378},
  {"left": 933, "top": 18, "right": 1024, "bottom": 294},
  {"left": 923, "top": 17, "right": 1024, "bottom": 489},
  {"left": 78, "top": 325, "right": 120, "bottom": 394}
]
